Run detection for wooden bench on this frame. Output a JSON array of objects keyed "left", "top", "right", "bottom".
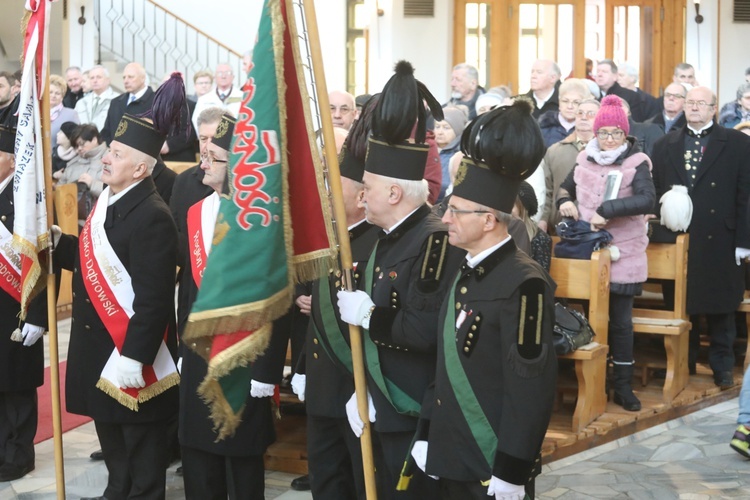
[
  {"left": 737, "top": 290, "right": 750, "bottom": 371},
  {"left": 164, "top": 160, "right": 195, "bottom": 175},
  {"left": 632, "top": 234, "right": 691, "bottom": 403},
  {"left": 549, "top": 249, "right": 611, "bottom": 432}
]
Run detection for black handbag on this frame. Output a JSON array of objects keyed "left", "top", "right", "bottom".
[
  {"left": 554, "top": 218, "right": 613, "bottom": 260},
  {"left": 553, "top": 302, "right": 595, "bottom": 355}
]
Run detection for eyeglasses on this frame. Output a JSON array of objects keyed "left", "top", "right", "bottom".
[
  {"left": 576, "top": 110, "right": 597, "bottom": 118},
  {"left": 685, "top": 100, "right": 715, "bottom": 108},
  {"left": 664, "top": 92, "right": 685, "bottom": 100},
  {"left": 596, "top": 130, "right": 625, "bottom": 140},
  {"left": 560, "top": 98, "right": 582, "bottom": 107},
  {"left": 330, "top": 105, "right": 353, "bottom": 114},
  {"left": 446, "top": 205, "right": 491, "bottom": 217},
  {"left": 202, "top": 154, "right": 229, "bottom": 167}
]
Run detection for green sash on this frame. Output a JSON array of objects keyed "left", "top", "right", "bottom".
[
  {"left": 442, "top": 274, "right": 498, "bottom": 468},
  {"left": 312, "top": 276, "right": 353, "bottom": 373},
  {"left": 362, "top": 243, "right": 421, "bottom": 416}
]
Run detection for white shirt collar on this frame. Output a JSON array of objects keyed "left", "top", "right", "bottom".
[
  {"left": 533, "top": 88, "right": 555, "bottom": 109},
  {"left": 130, "top": 86, "right": 148, "bottom": 102},
  {"left": 466, "top": 235, "right": 512, "bottom": 268},
  {"left": 348, "top": 218, "right": 368, "bottom": 231},
  {"left": 687, "top": 120, "right": 713, "bottom": 136},
  {"left": 0, "top": 174, "right": 12, "bottom": 194},
  {"left": 108, "top": 179, "right": 144, "bottom": 206},
  {"left": 384, "top": 207, "right": 421, "bottom": 235}
]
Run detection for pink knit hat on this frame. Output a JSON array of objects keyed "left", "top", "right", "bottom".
[{"left": 594, "top": 95, "right": 629, "bottom": 135}]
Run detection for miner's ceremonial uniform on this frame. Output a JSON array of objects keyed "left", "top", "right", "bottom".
[
  {"left": 415, "top": 99, "right": 557, "bottom": 500},
  {"left": 55, "top": 76, "right": 187, "bottom": 500},
  {"left": 298, "top": 219, "right": 379, "bottom": 499},
  {"left": 336, "top": 61, "right": 463, "bottom": 500}
]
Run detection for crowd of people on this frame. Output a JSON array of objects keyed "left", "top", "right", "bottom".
[{"left": 0, "top": 52, "right": 749, "bottom": 500}]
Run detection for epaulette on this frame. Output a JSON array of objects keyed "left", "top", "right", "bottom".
[
  {"left": 418, "top": 231, "right": 449, "bottom": 293},
  {"left": 517, "top": 278, "right": 546, "bottom": 360}
]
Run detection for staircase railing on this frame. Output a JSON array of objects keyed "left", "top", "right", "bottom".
[{"left": 94, "top": 0, "right": 244, "bottom": 93}]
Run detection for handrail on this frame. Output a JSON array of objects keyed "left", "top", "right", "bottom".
[{"left": 145, "top": 0, "right": 241, "bottom": 58}]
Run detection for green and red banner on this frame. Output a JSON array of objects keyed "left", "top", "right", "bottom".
[{"left": 184, "top": 0, "right": 336, "bottom": 439}]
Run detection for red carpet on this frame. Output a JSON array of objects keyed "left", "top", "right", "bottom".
[{"left": 34, "top": 361, "right": 92, "bottom": 444}]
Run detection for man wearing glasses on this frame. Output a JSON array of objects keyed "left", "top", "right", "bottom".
[
  {"left": 651, "top": 86, "right": 750, "bottom": 388},
  {"left": 329, "top": 90, "right": 357, "bottom": 131},
  {"left": 647, "top": 82, "right": 687, "bottom": 134},
  {"left": 192, "top": 63, "right": 243, "bottom": 131}
]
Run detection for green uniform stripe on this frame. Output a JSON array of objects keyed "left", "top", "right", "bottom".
[
  {"left": 362, "top": 243, "right": 420, "bottom": 417},
  {"left": 442, "top": 274, "right": 498, "bottom": 468},
  {"left": 312, "top": 276, "right": 353, "bottom": 373}
]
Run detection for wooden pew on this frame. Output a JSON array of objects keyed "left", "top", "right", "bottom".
[
  {"left": 164, "top": 160, "right": 195, "bottom": 175},
  {"left": 632, "top": 234, "right": 691, "bottom": 403},
  {"left": 737, "top": 290, "right": 750, "bottom": 371},
  {"left": 549, "top": 249, "right": 611, "bottom": 432}
]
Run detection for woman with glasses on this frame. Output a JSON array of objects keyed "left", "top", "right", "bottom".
[
  {"left": 555, "top": 94, "right": 656, "bottom": 411},
  {"left": 538, "top": 78, "right": 592, "bottom": 147}
]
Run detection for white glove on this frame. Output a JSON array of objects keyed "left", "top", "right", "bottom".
[
  {"left": 250, "top": 380, "right": 275, "bottom": 398},
  {"left": 291, "top": 373, "right": 306, "bottom": 401},
  {"left": 21, "top": 323, "right": 45, "bottom": 347},
  {"left": 486, "top": 476, "right": 525, "bottom": 500},
  {"left": 116, "top": 355, "right": 145, "bottom": 389},
  {"left": 345, "top": 391, "right": 376, "bottom": 438},
  {"left": 337, "top": 290, "right": 375, "bottom": 327},
  {"left": 736, "top": 247, "right": 750, "bottom": 266},
  {"left": 176, "top": 357, "right": 183, "bottom": 374},
  {"left": 50, "top": 225, "right": 62, "bottom": 247},
  {"left": 411, "top": 440, "right": 439, "bottom": 480}
]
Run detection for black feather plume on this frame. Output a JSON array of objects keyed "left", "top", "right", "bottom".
[
  {"left": 150, "top": 72, "right": 188, "bottom": 137},
  {"left": 460, "top": 97, "right": 544, "bottom": 180},
  {"left": 372, "top": 61, "right": 419, "bottom": 145},
  {"left": 344, "top": 94, "right": 379, "bottom": 161}
]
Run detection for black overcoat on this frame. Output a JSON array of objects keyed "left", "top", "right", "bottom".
[
  {"left": 56, "top": 177, "right": 179, "bottom": 422},
  {"left": 651, "top": 125, "right": 750, "bottom": 314}
]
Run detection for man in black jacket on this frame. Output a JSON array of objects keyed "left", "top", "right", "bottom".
[
  {"left": 596, "top": 59, "right": 648, "bottom": 122},
  {"left": 524, "top": 59, "right": 561, "bottom": 119},
  {"left": 54, "top": 111, "right": 180, "bottom": 500}
]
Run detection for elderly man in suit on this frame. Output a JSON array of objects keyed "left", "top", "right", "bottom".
[{"left": 651, "top": 86, "right": 750, "bottom": 388}]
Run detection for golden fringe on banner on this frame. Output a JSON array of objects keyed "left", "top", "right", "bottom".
[
  {"left": 95, "top": 373, "right": 180, "bottom": 412},
  {"left": 13, "top": 235, "right": 48, "bottom": 319},
  {"left": 196, "top": 323, "right": 272, "bottom": 440}
]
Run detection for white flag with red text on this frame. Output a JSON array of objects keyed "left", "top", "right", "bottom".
[{"left": 13, "top": 0, "right": 52, "bottom": 318}]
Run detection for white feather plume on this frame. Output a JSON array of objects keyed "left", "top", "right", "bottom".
[{"left": 660, "top": 185, "right": 692, "bottom": 232}]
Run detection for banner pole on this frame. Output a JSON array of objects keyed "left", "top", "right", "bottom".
[
  {"left": 298, "top": 1, "right": 377, "bottom": 498},
  {"left": 40, "top": 59, "right": 65, "bottom": 500}
]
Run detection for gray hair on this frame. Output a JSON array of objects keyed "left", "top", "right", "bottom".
[
  {"left": 393, "top": 178, "right": 429, "bottom": 205},
  {"left": 65, "top": 66, "right": 81, "bottom": 74},
  {"left": 578, "top": 98, "right": 601, "bottom": 109},
  {"left": 558, "top": 79, "right": 591, "bottom": 99},
  {"left": 477, "top": 204, "right": 512, "bottom": 225},
  {"left": 487, "top": 85, "right": 512, "bottom": 100},
  {"left": 674, "top": 62, "right": 694, "bottom": 75},
  {"left": 88, "top": 64, "right": 110, "bottom": 78},
  {"left": 197, "top": 107, "right": 228, "bottom": 127},
  {"left": 737, "top": 82, "right": 750, "bottom": 101},
  {"left": 549, "top": 61, "right": 562, "bottom": 78},
  {"left": 453, "top": 63, "right": 479, "bottom": 83},
  {"left": 620, "top": 61, "right": 639, "bottom": 80},
  {"left": 598, "top": 59, "right": 617, "bottom": 73}
]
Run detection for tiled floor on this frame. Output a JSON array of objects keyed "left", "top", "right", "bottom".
[{"left": 3, "top": 318, "right": 750, "bottom": 498}]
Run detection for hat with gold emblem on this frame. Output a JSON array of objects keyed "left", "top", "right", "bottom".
[
  {"left": 452, "top": 98, "right": 545, "bottom": 213},
  {"left": 210, "top": 114, "right": 237, "bottom": 152}
]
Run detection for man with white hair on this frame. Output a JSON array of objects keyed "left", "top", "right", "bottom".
[
  {"left": 524, "top": 59, "right": 561, "bottom": 119},
  {"left": 74, "top": 65, "right": 119, "bottom": 131},
  {"left": 337, "top": 63, "right": 464, "bottom": 499},
  {"left": 617, "top": 61, "right": 659, "bottom": 120},
  {"left": 53, "top": 94, "right": 182, "bottom": 499},
  {"left": 448, "top": 63, "right": 485, "bottom": 120}
]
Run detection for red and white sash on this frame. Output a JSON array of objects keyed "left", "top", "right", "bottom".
[
  {"left": 79, "top": 187, "right": 178, "bottom": 411},
  {"left": 0, "top": 220, "right": 22, "bottom": 303},
  {"left": 187, "top": 193, "right": 220, "bottom": 288}
]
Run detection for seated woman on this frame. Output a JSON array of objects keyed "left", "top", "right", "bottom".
[
  {"left": 555, "top": 95, "right": 656, "bottom": 412},
  {"left": 55, "top": 124, "right": 107, "bottom": 221}
]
